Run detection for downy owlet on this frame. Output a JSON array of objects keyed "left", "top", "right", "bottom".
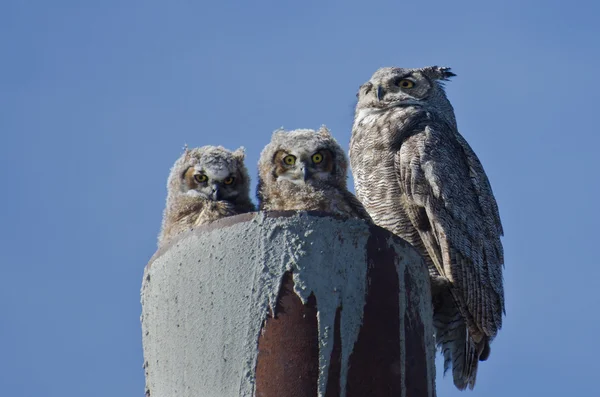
[
  {"left": 257, "top": 126, "right": 371, "bottom": 222},
  {"left": 158, "top": 145, "right": 255, "bottom": 247}
]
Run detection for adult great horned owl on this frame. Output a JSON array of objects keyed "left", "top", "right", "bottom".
[
  {"left": 257, "top": 126, "right": 371, "bottom": 221},
  {"left": 158, "top": 145, "right": 255, "bottom": 247},
  {"left": 349, "top": 66, "right": 504, "bottom": 390}
]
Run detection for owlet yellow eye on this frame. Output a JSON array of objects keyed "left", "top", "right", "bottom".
[
  {"left": 311, "top": 153, "right": 323, "bottom": 164},
  {"left": 397, "top": 79, "right": 414, "bottom": 89},
  {"left": 283, "top": 155, "right": 296, "bottom": 165},
  {"left": 224, "top": 176, "right": 235, "bottom": 185},
  {"left": 194, "top": 174, "right": 208, "bottom": 183}
]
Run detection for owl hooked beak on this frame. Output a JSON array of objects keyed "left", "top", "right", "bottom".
[
  {"left": 301, "top": 163, "right": 311, "bottom": 181},
  {"left": 283, "top": 162, "right": 312, "bottom": 185},
  {"left": 376, "top": 85, "right": 384, "bottom": 101},
  {"left": 210, "top": 184, "right": 221, "bottom": 200}
]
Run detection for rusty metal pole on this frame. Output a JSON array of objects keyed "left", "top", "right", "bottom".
[{"left": 141, "top": 211, "right": 436, "bottom": 397}]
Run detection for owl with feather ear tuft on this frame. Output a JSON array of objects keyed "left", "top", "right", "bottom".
[
  {"left": 257, "top": 126, "right": 371, "bottom": 221},
  {"left": 350, "top": 66, "right": 505, "bottom": 390},
  {"left": 158, "top": 145, "right": 255, "bottom": 247}
]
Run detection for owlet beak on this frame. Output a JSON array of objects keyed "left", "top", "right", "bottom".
[
  {"left": 376, "top": 85, "right": 384, "bottom": 101},
  {"left": 301, "top": 163, "right": 311, "bottom": 181},
  {"left": 210, "top": 184, "right": 221, "bottom": 200}
]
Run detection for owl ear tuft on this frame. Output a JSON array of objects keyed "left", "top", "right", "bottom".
[
  {"left": 272, "top": 127, "right": 286, "bottom": 138},
  {"left": 317, "top": 125, "right": 331, "bottom": 137},
  {"left": 232, "top": 147, "right": 246, "bottom": 161},
  {"left": 182, "top": 143, "right": 191, "bottom": 162},
  {"left": 423, "top": 66, "right": 456, "bottom": 81}
]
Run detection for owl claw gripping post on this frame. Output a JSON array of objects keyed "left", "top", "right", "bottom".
[
  {"left": 158, "top": 145, "right": 256, "bottom": 248},
  {"left": 350, "top": 67, "right": 505, "bottom": 390},
  {"left": 257, "top": 126, "right": 371, "bottom": 222}
]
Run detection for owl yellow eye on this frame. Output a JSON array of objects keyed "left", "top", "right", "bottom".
[
  {"left": 283, "top": 155, "right": 296, "bottom": 166},
  {"left": 194, "top": 174, "right": 208, "bottom": 183},
  {"left": 311, "top": 153, "right": 323, "bottom": 164},
  {"left": 397, "top": 79, "right": 414, "bottom": 89},
  {"left": 223, "top": 176, "right": 235, "bottom": 185}
]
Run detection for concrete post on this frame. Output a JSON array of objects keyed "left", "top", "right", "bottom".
[{"left": 141, "top": 211, "right": 436, "bottom": 397}]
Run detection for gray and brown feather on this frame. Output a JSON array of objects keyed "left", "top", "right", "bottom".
[
  {"left": 257, "top": 126, "right": 371, "bottom": 221},
  {"left": 158, "top": 145, "right": 255, "bottom": 247},
  {"left": 349, "top": 66, "right": 504, "bottom": 390}
]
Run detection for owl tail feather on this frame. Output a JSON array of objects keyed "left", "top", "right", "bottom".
[{"left": 433, "top": 285, "right": 479, "bottom": 390}]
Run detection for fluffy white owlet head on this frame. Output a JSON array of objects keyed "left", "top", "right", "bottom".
[
  {"left": 167, "top": 145, "right": 251, "bottom": 204},
  {"left": 355, "top": 66, "right": 457, "bottom": 125},
  {"left": 258, "top": 126, "right": 348, "bottom": 191}
]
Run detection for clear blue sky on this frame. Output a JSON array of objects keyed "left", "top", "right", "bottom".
[{"left": 1, "top": 1, "right": 598, "bottom": 396}]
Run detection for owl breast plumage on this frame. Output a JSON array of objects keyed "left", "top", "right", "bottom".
[
  {"left": 349, "top": 66, "right": 504, "bottom": 390},
  {"left": 158, "top": 145, "right": 255, "bottom": 247},
  {"left": 257, "top": 126, "right": 371, "bottom": 222}
]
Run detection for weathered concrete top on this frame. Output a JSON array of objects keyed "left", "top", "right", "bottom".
[{"left": 141, "top": 211, "right": 436, "bottom": 397}]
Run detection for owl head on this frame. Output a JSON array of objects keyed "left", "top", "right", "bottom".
[
  {"left": 258, "top": 126, "right": 348, "bottom": 191},
  {"left": 356, "top": 66, "right": 457, "bottom": 127},
  {"left": 167, "top": 145, "right": 251, "bottom": 204}
]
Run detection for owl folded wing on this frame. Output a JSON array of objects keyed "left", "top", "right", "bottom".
[{"left": 395, "top": 124, "right": 504, "bottom": 338}]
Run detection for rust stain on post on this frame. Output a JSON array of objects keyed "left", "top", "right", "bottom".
[
  {"left": 346, "top": 229, "right": 403, "bottom": 396},
  {"left": 255, "top": 272, "right": 320, "bottom": 397},
  {"left": 404, "top": 268, "right": 436, "bottom": 397}
]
